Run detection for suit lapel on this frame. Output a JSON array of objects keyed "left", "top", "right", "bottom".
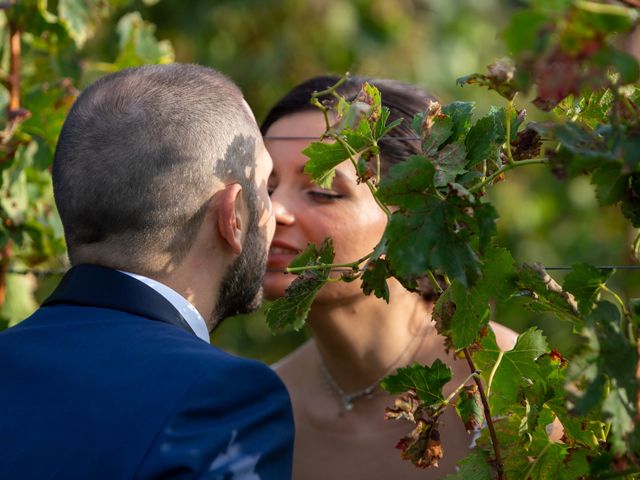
[{"left": 42, "top": 264, "right": 195, "bottom": 336}]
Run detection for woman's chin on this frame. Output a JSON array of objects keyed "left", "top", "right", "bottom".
[{"left": 262, "top": 271, "right": 293, "bottom": 300}]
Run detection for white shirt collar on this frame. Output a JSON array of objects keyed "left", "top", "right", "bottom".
[{"left": 119, "top": 271, "right": 210, "bottom": 344}]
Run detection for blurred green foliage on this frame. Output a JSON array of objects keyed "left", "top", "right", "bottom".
[{"left": 1, "top": 0, "right": 638, "bottom": 364}]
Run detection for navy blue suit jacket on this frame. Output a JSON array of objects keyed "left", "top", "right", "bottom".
[{"left": 0, "top": 265, "right": 294, "bottom": 479}]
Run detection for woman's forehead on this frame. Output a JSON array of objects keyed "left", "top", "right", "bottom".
[
  {"left": 265, "top": 111, "right": 362, "bottom": 182},
  {"left": 265, "top": 110, "right": 327, "bottom": 137}
]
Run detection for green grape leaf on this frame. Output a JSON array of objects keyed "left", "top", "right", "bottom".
[
  {"left": 621, "top": 135, "right": 640, "bottom": 170},
  {"left": 437, "top": 247, "right": 516, "bottom": 349},
  {"left": 533, "top": 122, "right": 614, "bottom": 178},
  {"left": 530, "top": 0, "right": 573, "bottom": 13},
  {"left": 442, "top": 450, "right": 493, "bottom": 480},
  {"left": 524, "top": 438, "right": 568, "bottom": 478},
  {"left": 455, "top": 384, "right": 484, "bottom": 433},
  {"left": 576, "top": 3, "right": 636, "bottom": 33},
  {"left": 464, "top": 111, "right": 501, "bottom": 168},
  {"left": 602, "top": 386, "right": 635, "bottom": 456},
  {"left": 517, "top": 263, "right": 581, "bottom": 323},
  {"left": 477, "top": 246, "right": 518, "bottom": 302},
  {"left": 432, "top": 143, "right": 467, "bottom": 187},
  {"left": 562, "top": 263, "right": 613, "bottom": 316},
  {"left": 631, "top": 298, "right": 640, "bottom": 330},
  {"left": 381, "top": 359, "right": 452, "bottom": 407},
  {"left": 412, "top": 102, "right": 454, "bottom": 155},
  {"left": 441, "top": 102, "right": 474, "bottom": 143},
  {"left": 58, "top": 0, "right": 110, "bottom": 47},
  {"left": 559, "top": 449, "right": 591, "bottom": 480},
  {"left": 265, "top": 272, "right": 326, "bottom": 331},
  {"left": 377, "top": 154, "right": 435, "bottom": 209},
  {"left": 385, "top": 197, "right": 481, "bottom": 287},
  {"left": 554, "top": 90, "right": 614, "bottom": 128},
  {"left": 568, "top": 301, "right": 637, "bottom": 455},
  {"left": 591, "top": 164, "right": 626, "bottom": 206},
  {"left": 115, "top": 12, "right": 175, "bottom": 68},
  {"left": 608, "top": 49, "right": 640, "bottom": 85},
  {"left": 302, "top": 141, "right": 350, "bottom": 189},
  {"left": 456, "top": 59, "right": 518, "bottom": 101},
  {"left": 375, "top": 106, "right": 403, "bottom": 139},
  {"left": 502, "top": 10, "right": 550, "bottom": 55},
  {"left": 473, "top": 328, "right": 549, "bottom": 414},
  {"left": 478, "top": 410, "right": 569, "bottom": 480},
  {"left": 474, "top": 201, "right": 499, "bottom": 255},
  {"left": 303, "top": 110, "right": 374, "bottom": 189},
  {"left": 591, "top": 43, "right": 639, "bottom": 84},
  {"left": 265, "top": 239, "right": 334, "bottom": 331},
  {"left": 621, "top": 173, "right": 640, "bottom": 227},
  {"left": 330, "top": 101, "right": 372, "bottom": 134},
  {"left": 361, "top": 257, "right": 391, "bottom": 302},
  {"left": 424, "top": 115, "right": 454, "bottom": 155},
  {"left": 446, "top": 281, "right": 490, "bottom": 350},
  {"left": 531, "top": 353, "right": 606, "bottom": 449}
]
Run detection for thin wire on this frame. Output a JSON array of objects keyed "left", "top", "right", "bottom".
[
  {"left": 545, "top": 265, "right": 640, "bottom": 271},
  {"left": 7, "top": 265, "right": 640, "bottom": 277},
  {"left": 267, "top": 265, "right": 640, "bottom": 274},
  {"left": 263, "top": 135, "right": 422, "bottom": 141}
]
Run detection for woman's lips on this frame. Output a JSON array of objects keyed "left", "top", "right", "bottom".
[{"left": 267, "top": 243, "right": 301, "bottom": 270}]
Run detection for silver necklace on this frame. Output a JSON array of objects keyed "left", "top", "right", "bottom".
[{"left": 317, "top": 319, "right": 428, "bottom": 414}]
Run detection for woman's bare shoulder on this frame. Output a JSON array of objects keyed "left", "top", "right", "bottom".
[
  {"left": 271, "top": 339, "right": 315, "bottom": 386},
  {"left": 489, "top": 321, "right": 518, "bottom": 351}
]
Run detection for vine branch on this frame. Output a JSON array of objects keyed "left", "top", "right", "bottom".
[
  {"left": 463, "top": 348, "right": 504, "bottom": 480},
  {"left": 468, "top": 157, "right": 548, "bottom": 193},
  {"left": 505, "top": 98, "right": 516, "bottom": 166},
  {"left": 0, "top": 6, "right": 20, "bottom": 309},
  {"left": 285, "top": 252, "right": 372, "bottom": 274}
]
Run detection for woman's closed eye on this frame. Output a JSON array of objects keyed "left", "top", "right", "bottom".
[{"left": 308, "top": 189, "right": 344, "bottom": 201}]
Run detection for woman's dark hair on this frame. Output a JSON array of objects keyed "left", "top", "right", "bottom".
[{"left": 261, "top": 75, "right": 435, "bottom": 176}]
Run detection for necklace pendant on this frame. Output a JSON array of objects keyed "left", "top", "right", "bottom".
[{"left": 343, "top": 400, "right": 354, "bottom": 412}]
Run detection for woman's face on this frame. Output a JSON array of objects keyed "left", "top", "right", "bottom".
[{"left": 263, "top": 111, "right": 388, "bottom": 301}]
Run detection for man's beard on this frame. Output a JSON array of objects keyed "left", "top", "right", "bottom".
[{"left": 210, "top": 212, "right": 268, "bottom": 329}]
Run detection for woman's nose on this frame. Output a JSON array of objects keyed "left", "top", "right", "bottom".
[{"left": 272, "top": 197, "right": 295, "bottom": 226}]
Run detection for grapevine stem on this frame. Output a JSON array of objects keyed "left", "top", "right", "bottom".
[
  {"left": 375, "top": 148, "right": 381, "bottom": 186},
  {"left": 441, "top": 372, "right": 478, "bottom": 407},
  {"left": 486, "top": 350, "right": 504, "bottom": 399},
  {"left": 311, "top": 97, "right": 332, "bottom": 133},
  {"left": 600, "top": 283, "right": 635, "bottom": 346},
  {"left": 468, "top": 157, "right": 548, "bottom": 193},
  {"left": 523, "top": 442, "right": 552, "bottom": 480},
  {"left": 599, "top": 283, "right": 629, "bottom": 317},
  {"left": 285, "top": 253, "right": 372, "bottom": 274},
  {"left": 575, "top": 0, "right": 638, "bottom": 16},
  {"left": 311, "top": 75, "right": 349, "bottom": 100},
  {"left": 335, "top": 134, "right": 391, "bottom": 216},
  {"left": 0, "top": 9, "right": 20, "bottom": 310},
  {"left": 310, "top": 75, "right": 350, "bottom": 132},
  {"left": 505, "top": 98, "right": 516, "bottom": 165},
  {"left": 463, "top": 348, "right": 504, "bottom": 480},
  {"left": 632, "top": 231, "right": 640, "bottom": 263},
  {"left": 426, "top": 270, "right": 443, "bottom": 295}
]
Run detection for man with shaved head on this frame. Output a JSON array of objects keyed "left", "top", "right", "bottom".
[{"left": 0, "top": 64, "right": 293, "bottom": 479}]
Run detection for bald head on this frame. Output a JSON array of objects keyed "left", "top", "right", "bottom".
[{"left": 53, "top": 64, "right": 262, "bottom": 274}]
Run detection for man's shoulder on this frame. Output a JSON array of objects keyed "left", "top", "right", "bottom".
[
  {"left": 0, "top": 307, "right": 294, "bottom": 480},
  {"left": 0, "top": 302, "right": 283, "bottom": 395}
]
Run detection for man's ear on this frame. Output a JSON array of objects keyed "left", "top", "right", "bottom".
[{"left": 217, "top": 183, "right": 244, "bottom": 255}]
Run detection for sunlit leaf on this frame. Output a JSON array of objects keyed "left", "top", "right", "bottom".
[{"left": 381, "top": 359, "right": 452, "bottom": 407}]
